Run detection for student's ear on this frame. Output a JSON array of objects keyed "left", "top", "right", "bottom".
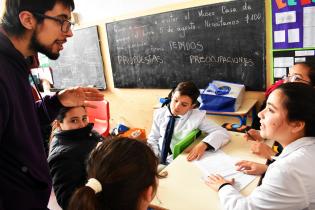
[
  {"left": 19, "top": 11, "right": 36, "bottom": 30},
  {"left": 55, "top": 121, "right": 62, "bottom": 129},
  {"left": 290, "top": 120, "right": 305, "bottom": 134},
  {"left": 143, "top": 185, "right": 154, "bottom": 202}
]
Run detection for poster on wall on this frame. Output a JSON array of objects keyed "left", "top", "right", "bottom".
[
  {"left": 272, "top": 0, "right": 315, "bottom": 49},
  {"left": 273, "top": 49, "right": 315, "bottom": 81}
]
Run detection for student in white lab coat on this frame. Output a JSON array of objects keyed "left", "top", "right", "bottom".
[
  {"left": 246, "top": 62, "right": 315, "bottom": 160},
  {"left": 206, "top": 82, "right": 315, "bottom": 210},
  {"left": 147, "top": 81, "right": 230, "bottom": 165}
]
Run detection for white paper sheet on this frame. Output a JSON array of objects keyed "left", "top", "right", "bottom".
[
  {"left": 303, "top": 6, "right": 315, "bottom": 27},
  {"left": 303, "top": 7, "right": 315, "bottom": 48},
  {"left": 273, "top": 57, "right": 294, "bottom": 68},
  {"left": 275, "top": 11, "right": 296, "bottom": 25},
  {"left": 295, "top": 50, "right": 315, "bottom": 56},
  {"left": 303, "top": 27, "right": 315, "bottom": 47},
  {"left": 295, "top": 57, "right": 306, "bottom": 62},
  {"left": 274, "top": 67, "right": 287, "bottom": 78},
  {"left": 194, "top": 150, "right": 256, "bottom": 191},
  {"left": 288, "top": 28, "right": 299, "bottom": 43},
  {"left": 274, "top": 30, "right": 286, "bottom": 43}
]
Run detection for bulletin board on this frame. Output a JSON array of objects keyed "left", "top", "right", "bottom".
[
  {"left": 273, "top": 49, "right": 315, "bottom": 80},
  {"left": 271, "top": 0, "right": 315, "bottom": 81}
]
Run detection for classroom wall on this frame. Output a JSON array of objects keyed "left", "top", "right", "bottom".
[
  {"left": 75, "top": 0, "right": 271, "bottom": 132},
  {"left": 75, "top": 0, "right": 191, "bottom": 24},
  {"left": 0, "top": 0, "right": 4, "bottom": 17}
]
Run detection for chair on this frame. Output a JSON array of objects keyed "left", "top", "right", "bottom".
[
  {"left": 173, "top": 129, "right": 201, "bottom": 159},
  {"left": 86, "top": 100, "right": 110, "bottom": 137}
]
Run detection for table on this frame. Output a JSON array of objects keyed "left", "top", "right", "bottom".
[
  {"left": 206, "top": 98, "right": 258, "bottom": 126},
  {"left": 151, "top": 131, "right": 273, "bottom": 210}
]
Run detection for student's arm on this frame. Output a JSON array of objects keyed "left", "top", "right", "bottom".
[
  {"left": 216, "top": 164, "right": 308, "bottom": 210},
  {"left": 198, "top": 115, "right": 230, "bottom": 151},
  {"left": 48, "top": 152, "right": 86, "bottom": 210},
  {"left": 187, "top": 114, "right": 230, "bottom": 161},
  {"left": 147, "top": 110, "right": 162, "bottom": 157}
]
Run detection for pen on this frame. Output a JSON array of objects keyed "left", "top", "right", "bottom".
[{"left": 245, "top": 130, "right": 255, "bottom": 141}]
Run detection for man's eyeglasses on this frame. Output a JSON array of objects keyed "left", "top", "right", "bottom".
[
  {"left": 33, "top": 13, "right": 74, "bottom": 33},
  {"left": 282, "top": 75, "right": 310, "bottom": 84}
]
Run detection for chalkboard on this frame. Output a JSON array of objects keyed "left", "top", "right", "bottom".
[
  {"left": 106, "top": 0, "right": 266, "bottom": 90},
  {"left": 48, "top": 26, "right": 106, "bottom": 89}
]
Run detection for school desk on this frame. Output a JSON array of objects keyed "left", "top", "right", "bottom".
[
  {"left": 206, "top": 98, "right": 258, "bottom": 126},
  {"left": 151, "top": 131, "right": 273, "bottom": 210}
]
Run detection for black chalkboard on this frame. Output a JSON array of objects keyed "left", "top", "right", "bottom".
[
  {"left": 106, "top": 0, "right": 265, "bottom": 90},
  {"left": 48, "top": 26, "right": 106, "bottom": 89}
]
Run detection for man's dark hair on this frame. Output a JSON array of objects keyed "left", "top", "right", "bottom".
[{"left": 1, "top": 0, "right": 74, "bottom": 36}]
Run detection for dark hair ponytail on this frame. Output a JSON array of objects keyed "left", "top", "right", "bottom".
[
  {"left": 68, "top": 137, "right": 161, "bottom": 210},
  {"left": 68, "top": 187, "right": 100, "bottom": 210}
]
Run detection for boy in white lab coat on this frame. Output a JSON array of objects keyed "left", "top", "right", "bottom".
[{"left": 147, "top": 81, "right": 230, "bottom": 165}]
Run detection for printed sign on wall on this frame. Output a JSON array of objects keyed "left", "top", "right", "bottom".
[{"left": 272, "top": 0, "right": 315, "bottom": 49}]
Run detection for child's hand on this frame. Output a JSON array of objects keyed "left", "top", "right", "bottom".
[
  {"left": 205, "top": 174, "right": 235, "bottom": 192},
  {"left": 187, "top": 142, "right": 207, "bottom": 161},
  {"left": 244, "top": 129, "right": 264, "bottom": 142},
  {"left": 250, "top": 142, "right": 276, "bottom": 160},
  {"left": 235, "top": 160, "right": 268, "bottom": 175}
]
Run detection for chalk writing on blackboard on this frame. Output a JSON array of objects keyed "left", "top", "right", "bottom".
[
  {"left": 49, "top": 26, "right": 106, "bottom": 89},
  {"left": 106, "top": 0, "right": 265, "bottom": 90}
]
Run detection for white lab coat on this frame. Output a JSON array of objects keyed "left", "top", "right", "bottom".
[
  {"left": 219, "top": 137, "right": 315, "bottom": 210},
  {"left": 147, "top": 106, "right": 230, "bottom": 163}
]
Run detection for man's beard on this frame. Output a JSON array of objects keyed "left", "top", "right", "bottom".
[{"left": 29, "top": 31, "right": 60, "bottom": 60}]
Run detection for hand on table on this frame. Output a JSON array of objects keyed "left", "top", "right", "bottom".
[
  {"left": 187, "top": 142, "right": 207, "bottom": 161},
  {"left": 235, "top": 160, "right": 268, "bottom": 175},
  {"left": 205, "top": 174, "right": 235, "bottom": 192}
]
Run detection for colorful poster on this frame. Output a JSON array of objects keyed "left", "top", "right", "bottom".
[{"left": 272, "top": 0, "right": 315, "bottom": 49}]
